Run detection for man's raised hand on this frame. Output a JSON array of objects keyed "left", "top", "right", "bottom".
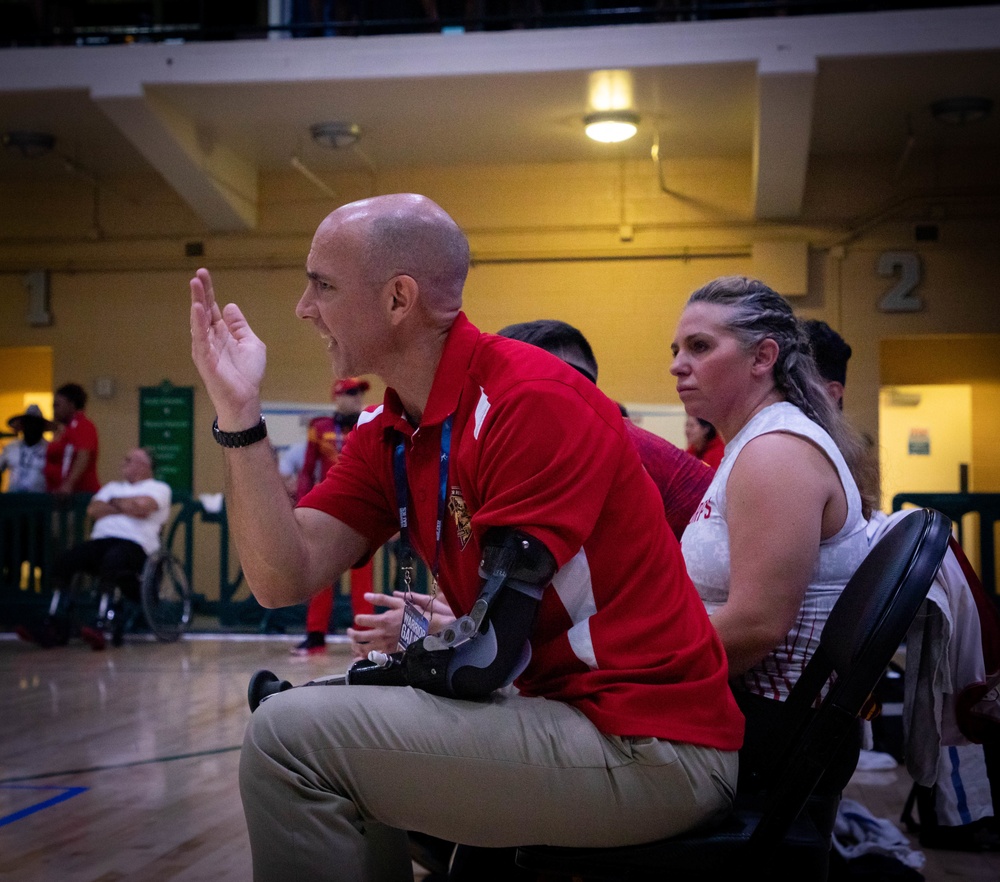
[{"left": 189, "top": 267, "right": 267, "bottom": 427}]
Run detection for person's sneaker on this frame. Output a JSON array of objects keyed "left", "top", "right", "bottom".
[
  {"left": 80, "top": 626, "right": 106, "bottom": 651},
  {"left": 290, "top": 632, "right": 327, "bottom": 656}
]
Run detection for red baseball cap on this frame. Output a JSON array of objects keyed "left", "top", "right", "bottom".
[{"left": 332, "top": 377, "right": 370, "bottom": 396}]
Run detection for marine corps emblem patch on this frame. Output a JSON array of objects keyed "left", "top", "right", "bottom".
[{"left": 448, "top": 487, "right": 472, "bottom": 549}]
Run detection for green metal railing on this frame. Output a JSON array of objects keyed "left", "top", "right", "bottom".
[
  {"left": 5, "top": 2, "right": 990, "bottom": 49},
  {"left": 1, "top": 491, "right": 91, "bottom": 600},
  {"left": 892, "top": 492, "right": 1000, "bottom": 599},
  {"left": 1, "top": 491, "right": 422, "bottom": 632}
]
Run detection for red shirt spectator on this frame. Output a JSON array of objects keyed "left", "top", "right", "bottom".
[{"left": 45, "top": 383, "right": 100, "bottom": 494}]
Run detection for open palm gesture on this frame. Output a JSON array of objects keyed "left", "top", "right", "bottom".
[{"left": 189, "top": 268, "right": 267, "bottom": 426}]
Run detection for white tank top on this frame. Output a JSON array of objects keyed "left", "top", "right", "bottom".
[{"left": 681, "top": 401, "right": 869, "bottom": 701}]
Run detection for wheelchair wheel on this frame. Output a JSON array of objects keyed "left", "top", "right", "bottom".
[{"left": 140, "top": 550, "right": 192, "bottom": 642}]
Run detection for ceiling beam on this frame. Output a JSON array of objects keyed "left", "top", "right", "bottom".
[
  {"left": 92, "top": 87, "right": 258, "bottom": 232},
  {"left": 753, "top": 56, "right": 817, "bottom": 220}
]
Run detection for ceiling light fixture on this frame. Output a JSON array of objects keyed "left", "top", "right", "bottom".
[
  {"left": 2, "top": 130, "right": 56, "bottom": 158},
  {"left": 930, "top": 96, "right": 993, "bottom": 125},
  {"left": 584, "top": 110, "right": 640, "bottom": 143},
  {"left": 310, "top": 121, "right": 362, "bottom": 149}
]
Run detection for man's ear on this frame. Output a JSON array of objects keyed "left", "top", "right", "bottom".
[
  {"left": 387, "top": 274, "right": 419, "bottom": 325},
  {"left": 752, "top": 337, "right": 780, "bottom": 375}
]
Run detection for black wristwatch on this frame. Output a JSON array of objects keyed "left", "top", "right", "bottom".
[{"left": 212, "top": 416, "right": 268, "bottom": 449}]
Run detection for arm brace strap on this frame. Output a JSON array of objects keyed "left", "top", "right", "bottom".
[
  {"left": 346, "top": 528, "right": 556, "bottom": 699},
  {"left": 405, "top": 528, "right": 556, "bottom": 698}
]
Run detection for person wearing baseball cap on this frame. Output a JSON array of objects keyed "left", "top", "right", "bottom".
[
  {"left": 332, "top": 377, "right": 370, "bottom": 397},
  {"left": 1, "top": 404, "right": 53, "bottom": 494},
  {"left": 289, "top": 376, "right": 374, "bottom": 655}
]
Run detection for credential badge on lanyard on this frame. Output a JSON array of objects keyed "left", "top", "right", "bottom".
[{"left": 393, "top": 415, "right": 453, "bottom": 650}]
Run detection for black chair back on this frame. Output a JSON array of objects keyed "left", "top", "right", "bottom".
[
  {"left": 515, "top": 508, "right": 953, "bottom": 880},
  {"left": 747, "top": 508, "right": 952, "bottom": 858}
]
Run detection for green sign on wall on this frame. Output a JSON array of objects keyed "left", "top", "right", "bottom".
[{"left": 139, "top": 380, "right": 194, "bottom": 496}]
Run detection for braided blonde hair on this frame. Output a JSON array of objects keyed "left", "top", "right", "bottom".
[{"left": 688, "top": 276, "right": 879, "bottom": 517}]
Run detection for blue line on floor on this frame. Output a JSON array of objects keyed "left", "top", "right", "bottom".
[{"left": 0, "top": 784, "right": 88, "bottom": 828}]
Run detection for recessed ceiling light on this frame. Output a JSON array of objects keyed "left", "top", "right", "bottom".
[
  {"left": 310, "top": 121, "right": 362, "bottom": 149},
  {"left": 584, "top": 111, "right": 640, "bottom": 143}
]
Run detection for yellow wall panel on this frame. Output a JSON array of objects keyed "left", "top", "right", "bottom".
[{"left": 2, "top": 150, "right": 999, "bottom": 594}]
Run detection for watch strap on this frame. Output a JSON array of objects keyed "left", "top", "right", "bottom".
[{"left": 212, "top": 416, "right": 268, "bottom": 449}]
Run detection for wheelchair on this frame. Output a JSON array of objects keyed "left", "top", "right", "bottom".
[
  {"left": 137, "top": 548, "right": 193, "bottom": 642},
  {"left": 48, "top": 547, "right": 193, "bottom": 646}
]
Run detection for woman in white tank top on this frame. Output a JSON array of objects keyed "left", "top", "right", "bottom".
[{"left": 670, "top": 276, "right": 879, "bottom": 796}]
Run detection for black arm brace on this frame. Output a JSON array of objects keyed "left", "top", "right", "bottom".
[{"left": 346, "top": 528, "right": 557, "bottom": 699}]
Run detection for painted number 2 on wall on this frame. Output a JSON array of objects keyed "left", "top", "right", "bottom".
[{"left": 877, "top": 250, "right": 923, "bottom": 313}]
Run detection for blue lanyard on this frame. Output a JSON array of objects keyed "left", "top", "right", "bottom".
[{"left": 393, "top": 414, "right": 453, "bottom": 583}]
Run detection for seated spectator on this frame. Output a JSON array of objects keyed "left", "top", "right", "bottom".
[
  {"left": 44, "top": 382, "right": 100, "bottom": 495},
  {"left": 347, "top": 317, "right": 717, "bottom": 877},
  {"left": 671, "top": 276, "right": 879, "bottom": 802},
  {"left": 18, "top": 447, "right": 171, "bottom": 650},
  {"left": 684, "top": 415, "right": 724, "bottom": 470},
  {"left": 188, "top": 193, "right": 742, "bottom": 880},
  {"left": 1, "top": 404, "right": 51, "bottom": 493}
]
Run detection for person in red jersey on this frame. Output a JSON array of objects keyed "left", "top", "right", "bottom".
[
  {"left": 684, "top": 415, "right": 725, "bottom": 471},
  {"left": 45, "top": 383, "right": 100, "bottom": 495},
  {"left": 289, "top": 376, "right": 374, "bottom": 656},
  {"left": 190, "top": 193, "right": 742, "bottom": 882}
]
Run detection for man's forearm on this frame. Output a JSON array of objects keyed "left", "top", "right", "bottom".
[
  {"left": 88, "top": 495, "right": 157, "bottom": 521},
  {"left": 223, "top": 445, "right": 311, "bottom": 607},
  {"left": 88, "top": 499, "right": 118, "bottom": 520},
  {"left": 222, "top": 445, "right": 362, "bottom": 609}
]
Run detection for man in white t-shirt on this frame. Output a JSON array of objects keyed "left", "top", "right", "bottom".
[{"left": 17, "top": 447, "right": 172, "bottom": 650}]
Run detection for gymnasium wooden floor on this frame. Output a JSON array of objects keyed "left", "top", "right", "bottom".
[{"left": 2, "top": 634, "right": 999, "bottom": 881}]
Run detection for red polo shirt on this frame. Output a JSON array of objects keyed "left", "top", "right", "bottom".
[
  {"left": 625, "top": 422, "right": 712, "bottom": 540},
  {"left": 44, "top": 411, "right": 100, "bottom": 493},
  {"left": 300, "top": 313, "right": 742, "bottom": 749}
]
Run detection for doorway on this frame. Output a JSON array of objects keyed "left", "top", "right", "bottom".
[
  {"left": 879, "top": 335, "right": 1000, "bottom": 586},
  {"left": 879, "top": 335, "right": 1000, "bottom": 499},
  {"left": 878, "top": 384, "right": 971, "bottom": 510}
]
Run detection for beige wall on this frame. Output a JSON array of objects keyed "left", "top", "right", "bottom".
[{"left": 2, "top": 150, "right": 998, "bottom": 596}]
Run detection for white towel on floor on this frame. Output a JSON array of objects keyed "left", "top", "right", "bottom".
[{"left": 833, "top": 798, "right": 926, "bottom": 870}]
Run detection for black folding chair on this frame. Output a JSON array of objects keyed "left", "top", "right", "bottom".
[{"left": 515, "top": 507, "right": 952, "bottom": 881}]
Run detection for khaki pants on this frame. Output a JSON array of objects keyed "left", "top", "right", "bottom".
[{"left": 239, "top": 684, "right": 738, "bottom": 882}]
